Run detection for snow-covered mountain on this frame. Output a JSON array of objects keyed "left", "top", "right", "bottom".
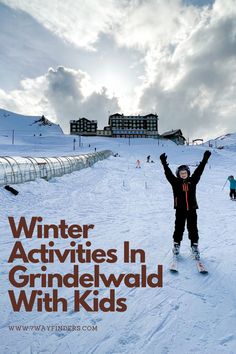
[
  {"left": 0, "top": 108, "right": 63, "bottom": 136},
  {"left": 205, "top": 132, "right": 236, "bottom": 151}
]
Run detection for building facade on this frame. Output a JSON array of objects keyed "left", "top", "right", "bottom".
[
  {"left": 70, "top": 118, "right": 97, "bottom": 136},
  {"left": 108, "top": 113, "right": 159, "bottom": 138},
  {"left": 97, "top": 128, "right": 112, "bottom": 137},
  {"left": 161, "top": 129, "right": 186, "bottom": 145}
]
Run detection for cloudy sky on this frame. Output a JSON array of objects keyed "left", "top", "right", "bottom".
[{"left": 0, "top": 0, "right": 235, "bottom": 140}]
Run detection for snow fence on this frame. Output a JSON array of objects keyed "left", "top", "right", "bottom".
[{"left": 0, "top": 150, "right": 113, "bottom": 186}]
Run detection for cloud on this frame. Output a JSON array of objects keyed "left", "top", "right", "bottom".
[
  {"left": 45, "top": 67, "right": 120, "bottom": 130},
  {"left": 113, "top": 0, "right": 236, "bottom": 140},
  {"left": 1, "top": 0, "right": 236, "bottom": 140},
  {"left": 0, "top": 66, "right": 120, "bottom": 132},
  {"left": 114, "top": 0, "right": 204, "bottom": 52},
  {"left": 1, "top": 0, "right": 123, "bottom": 50},
  {"left": 0, "top": 2, "right": 90, "bottom": 90}
]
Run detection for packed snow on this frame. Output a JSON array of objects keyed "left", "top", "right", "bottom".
[
  {"left": 0, "top": 131, "right": 236, "bottom": 354},
  {"left": 205, "top": 133, "right": 236, "bottom": 152},
  {"left": 0, "top": 109, "right": 63, "bottom": 138}
]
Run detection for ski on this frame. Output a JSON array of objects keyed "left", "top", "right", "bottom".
[
  {"left": 194, "top": 257, "right": 208, "bottom": 274},
  {"left": 169, "top": 247, "right": 208, "bottom": 274},
  {"left": 191, "top": 245, "right": 208, "bottom": 274},
  {"left": 169, "top": 255, "right": 178, "bottom": 272}
]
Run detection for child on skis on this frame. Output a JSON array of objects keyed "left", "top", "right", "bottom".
[
  {"left": 228, "top": 175, "right": 236, "bottom": 200},
  {"left": 160, "top": 150, "right": 211, "bottom": 258}
]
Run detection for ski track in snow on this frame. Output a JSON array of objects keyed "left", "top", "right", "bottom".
[{"left": 0, "top": 137, "right": 236, "bottom": 354}]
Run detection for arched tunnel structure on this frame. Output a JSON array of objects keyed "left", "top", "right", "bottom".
[{"left": 0, "top": 150, "right": 113, "bottom": 186}]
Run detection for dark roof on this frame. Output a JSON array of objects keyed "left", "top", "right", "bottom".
[
  {"left": 143, "top": 113, "right": 158, "bottom": 118},
  {"left": 109, "top": 113, "right": 158, "bottom": 119},
  {"left": 109, "top": 113, "right": 123, "bottom": 117},
  {"left": 161, "top": 129, "right": 183, "bottom": 137},
  {"left": 72, "top": 117, "right": 97, "bottom": 123}
]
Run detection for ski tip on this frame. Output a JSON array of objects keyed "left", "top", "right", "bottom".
[
  {"left": 169, "top": 268, "right": 178, "bottom": 273},
  {"left": 199, "top": 269, "right": 208, "bottom": 274},
  {"left": 196, "top": 262, "right": 208, "bottom": 274}
]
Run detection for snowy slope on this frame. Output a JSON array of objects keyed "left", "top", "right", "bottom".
[
  {"left": 0, "top": 136, "right": 235, "bottom": 354},
  {"left": 205, "top": 133, "right": 236, "bottom": 151},
  {"left": 0, "top": 108, "right": 63, "bottom": 137}
]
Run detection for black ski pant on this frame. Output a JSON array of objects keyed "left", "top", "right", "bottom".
[
  {"left": 230, "top": 189, "right": 236, "bottom": 199},
  {"left": 173, "top": 209, "right": 199, "bottom": 246}
]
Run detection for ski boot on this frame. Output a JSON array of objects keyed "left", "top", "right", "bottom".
[
  {"left": 191, "top": 243, "right": 200, "bottom": 260},
  {"left": 172, "top": 242, "right": 180, "bottom": 256}
]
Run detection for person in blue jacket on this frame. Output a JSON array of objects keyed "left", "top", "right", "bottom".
[{"left": 228, "top": 175, "right": 236, "bottom": 200}]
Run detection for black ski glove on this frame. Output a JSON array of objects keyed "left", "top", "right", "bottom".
[
  {"left": 203, "top": 150, "right": 211, "bottom": 161},
  {"left": 160, "top": 153, "right": 168, "bottom": 165}
]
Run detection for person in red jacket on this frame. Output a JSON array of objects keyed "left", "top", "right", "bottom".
[{"left": 160, "top": 150, "right": 211, "bottom": 258}]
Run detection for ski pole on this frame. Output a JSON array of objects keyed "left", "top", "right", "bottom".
[{"left": 221, "top": 178, "right": 228, "bottom": 191}]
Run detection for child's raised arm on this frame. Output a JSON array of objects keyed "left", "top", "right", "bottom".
[
  {"left": 160, "top": 153, "right": 176, "bottom": 185},
  {"left": 191, "top": 150, "right": 211, "bottom": 184}
]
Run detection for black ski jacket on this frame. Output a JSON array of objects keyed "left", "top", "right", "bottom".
[{"left": 161, "top": 158, "right": 208, "bottom": 210}]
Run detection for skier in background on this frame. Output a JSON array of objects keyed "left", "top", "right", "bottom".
[
  {"left": 160, "top": 150, "right": 211, "bottom": 258},
  {"left": 147, "top": 155, "right": 151, "bottom": 163},
  {"left": 136, "top": 160, "right": 141, "bottom": 168},
  {"left": 228, "top": 175, "right": 236, "bottom": 200}
]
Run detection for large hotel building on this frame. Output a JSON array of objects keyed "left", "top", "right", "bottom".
[
  {"left": 108, "top": 113, "right": 158, "bottom": 138},
  {"left": 70, "top": 113, "right": 159, "bottom": 138}
]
